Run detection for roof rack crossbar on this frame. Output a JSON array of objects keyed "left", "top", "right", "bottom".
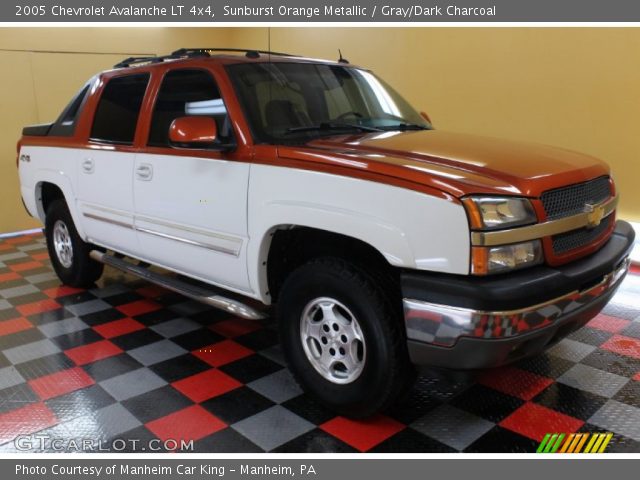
[
  {"left": 114, "top": 47, "right": 296, "bottom": 69},
  {"left": 171, "top": 48, "right": 296, "bottom": 58}
]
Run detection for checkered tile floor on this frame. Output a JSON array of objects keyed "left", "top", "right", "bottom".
[{"left": 1, "top": 232, "right": 639, "bottom": 453}]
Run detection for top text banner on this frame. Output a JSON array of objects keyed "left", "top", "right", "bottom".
[{"left": 4, "top": 0, "right": 640, "bottom": 22}]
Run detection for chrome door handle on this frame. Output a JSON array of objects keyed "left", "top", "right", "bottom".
[
  {"left": 81, "top": 158, "right": 94, "bottom": 173},
  {"left": 135, "top": 163, "right": 153, "bottom": 181}
]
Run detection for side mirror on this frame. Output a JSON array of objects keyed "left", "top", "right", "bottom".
[
  {"left": 169, "top": 116, "right": 217, "bottom": 145},
  {"left": 169, "top": 116, "right": 230, "bottom": 149},
  {"left": 420, "top": 111, "right": 432, "bottom": 125}
]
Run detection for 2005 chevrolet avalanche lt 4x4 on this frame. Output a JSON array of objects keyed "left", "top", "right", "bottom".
[{"left": 17, "top": 48, "right": 635, "bottom": 416}]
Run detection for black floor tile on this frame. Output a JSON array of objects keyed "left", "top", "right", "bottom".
[{"left": 200, "top": 386, "right": 275, "bottom": 424}]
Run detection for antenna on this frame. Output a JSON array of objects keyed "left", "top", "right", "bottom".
[{"left": 338, "top": 49, "right": 349, "bottom": 64}]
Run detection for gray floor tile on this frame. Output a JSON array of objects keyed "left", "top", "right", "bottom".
[
  {"left": 38, "top": 317, "right": 88, "bottom": 338},
  {"left": 548, "top": 339, "right": 597, "bottom": 362},
  {"left": 24, "top": 272, "right": 58, "bottom": 284},
  {"left": 0, "top": 366, "right": 25, "bottom": 390},
  {"left": 99, "top": 368, "right": 167, "bottom": 401},
  {"left": 248, "top": 369, "right": 303, "bottom": 403},
  {"left": 3, "top": 339, "right": 61, "bottom": 365},
  {"left": 411, "top": 404, "right": 495, "bottom": 451},
  {"left": 0, "top": 252, "right": 28, "bottom": 262},
  {"left": 0, "top": 299, "right": 12, "bottom": 310},
  {"left": 0, "top": 284, "right": 39, "bottom": 300},
  {"left": 589, "top": 400, "right": 640, "bottom": 441},
  {"left": 62, "top": 403, "right": 142, "bottom": 441},
  {"left": 150, "top": 318, "right": 201, "bottom": 338},
  {"left": 17, "top": 243, "right": 46, "bottom": 252},
  {"left": 127, "top": 340, "right": 187, "bottom": 366},
  {"left": 65, "top": 299, "right": 111, "bottom": 317},
  {"left": 232, "top": 405, "right": 314, "bottom": 451},
  {"left": 557, "top": 364, "right": 628, "bottom": 398}
]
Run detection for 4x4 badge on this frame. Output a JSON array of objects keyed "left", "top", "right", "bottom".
[{"left": 585, "top": 203, "right": 605, "bottom": 228}]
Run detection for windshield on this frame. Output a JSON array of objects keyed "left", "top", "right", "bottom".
[{"left": 226, "top": 62, "right": 432, "bottom": 144}]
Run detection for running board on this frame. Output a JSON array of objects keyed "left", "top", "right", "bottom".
[{"left": 89, "top": 250, "right": 267, "bottom": 320}]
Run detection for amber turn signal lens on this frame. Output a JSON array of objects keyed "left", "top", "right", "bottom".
[
  {"left": 462, "top": 198, "right": 484, "bottom": 229},
  {"left": 471, "top": 247, "right": 489, "bottom": 275}
]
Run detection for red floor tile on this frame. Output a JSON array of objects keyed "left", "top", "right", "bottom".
[
  {"left": 64, "top": 340, "right": 123, "bottom": 366},
  {"left": 210, "top": 318, "right": 262, "bottom": 338},
  {"left": 8, "top": 261, "right": 44, "bottom": 272},
  {"left": 0, "top": 403, "right": 58, "bottom": 444},
  {"left": 193, "top": 340, "right": 253, "bottom": 367},
  {"left": 601, "top": 335, "right": 640, "bottom": 360},
  {"left": 320, "top": 415, "right": 405, "bottom": 452},
  {"left": 499, "top": 402, "right": 584, "bottom": 442},
  {"left": 0, "top": 271, "right": 20, "bottom": 282},
  {"left": 116, "top": 300, "right": 162, "bottom": 317},
  {"left": 478, "top": 366, "right": 554, "bottom": 401},
  {"left": 0, "top": 243, "right": 14, "bottom": 251},
  {"left": 633, "top": 372, "right": 640, "bottom": 382},
  {"left": 5, "top": 235, "right": 37, "bottom": 244},
  {"left": 43, "top": 285, "right": 85, "bottom": 299},
  {"left": 28, "top": 367, "right": 95, "bottom": 401},
  {"left": 172, "top": 369, "right": 241, "bottom": 402},
  {"left": 32, "top": 252, "right": 50, "bottom": 261},
  {"left": 146, "top": 405, "right": 226, "bottom": 446},
  {"left": 16, "top": 299, "right": 61, "bottom": 317},
  {"left": 587, "top": 314, "right": 632, "bottom": 334},
  {"left": 0, "top": 317, "right": 33, "bottom": 336},
  {"left": 93, "top": 317, "right": 145, "bottom": 339}
]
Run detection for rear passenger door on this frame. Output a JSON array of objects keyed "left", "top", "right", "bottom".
[
  {"left": 133, "top": 68, "right": 251, "bottom": 293},
  {"left": 77, "top": 73, "right": 149, "bottom": 256}
]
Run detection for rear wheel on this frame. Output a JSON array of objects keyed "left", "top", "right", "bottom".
[
  {"left": 45, "top": 199, "right": 103, "bottom": 287},
  {"left": 278, "top": 257, "right": 413, "bottom": 417}
]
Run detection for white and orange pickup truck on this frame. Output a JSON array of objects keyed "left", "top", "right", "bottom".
[{"left": 17, "top": 48, "right": 634, "bottom": 416}]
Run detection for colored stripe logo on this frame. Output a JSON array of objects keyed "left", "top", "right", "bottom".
[{"left": 537, "top": 432, "right": 613, "bottom": 453}]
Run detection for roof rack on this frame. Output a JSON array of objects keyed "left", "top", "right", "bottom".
[
  {"left": 171, "top": 48, "right": 296, "bottom": 59},
  {"left": 114, "top": 48, "right": 296, "bottom": 69}
]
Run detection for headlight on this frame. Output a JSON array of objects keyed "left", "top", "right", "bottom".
[
  {"left": 463, "top": 196, "right": 537, "bottom": 230},
  {"left": 472, "top": 240, "right": 543, "bottom": 275}
]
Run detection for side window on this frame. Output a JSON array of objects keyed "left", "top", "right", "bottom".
[
  {"left": 90, "top": 73, "right": 149, "bottom": 144},
  {"left": 148, "top": 69, "right": 231, "bottom": 147}
]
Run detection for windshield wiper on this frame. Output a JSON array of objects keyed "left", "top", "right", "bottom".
[
  {"left": 383, "top": 123, "right": 430, "bottom": 131},
  {"left": 285, "top": 123, "right": 383, "bottom": 135}
]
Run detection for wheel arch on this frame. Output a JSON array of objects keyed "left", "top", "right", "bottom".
[{"left": 34, "top": 174, "right": 87, "bottom": 239}]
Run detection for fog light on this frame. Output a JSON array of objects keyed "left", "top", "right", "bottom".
[{"left": 472, "top": 240, "right": 543, "bottom": 275}]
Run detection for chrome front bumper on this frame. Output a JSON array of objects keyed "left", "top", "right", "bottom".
[{"left": 403, "top": 256, "right": 630, "bottom": 349}]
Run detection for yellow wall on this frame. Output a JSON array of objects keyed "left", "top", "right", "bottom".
[{"left": 1, "top": 27, "right": 639, "bottom": 233}]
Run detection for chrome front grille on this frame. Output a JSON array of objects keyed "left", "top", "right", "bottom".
[
  {"left": 551, "top": 215, "right": 613, "bottom": 254},
  {"left": 541, "top": 176, "right": 613, "bottom": 255},
  {"left": 541, "top": 176, "right": 611, "bottom": 221}
]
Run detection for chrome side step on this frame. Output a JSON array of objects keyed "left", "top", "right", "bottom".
[{"left": 89, "top": 250, "right": 267, "bottom": 320}]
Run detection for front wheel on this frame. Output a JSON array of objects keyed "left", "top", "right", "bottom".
[
  {"left": 45, "top": 199, "right": 104, "bottom": 287},
  {"left": 278, "top": 257, "right": 413, "bottom": 417}
]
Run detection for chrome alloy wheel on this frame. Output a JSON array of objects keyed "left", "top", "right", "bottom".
[
  {"left": 299, "top": 297, "right": 367, "bottom": 384},
  {"left": 52, "top": 220, "right": 73, "bottom": 268}
]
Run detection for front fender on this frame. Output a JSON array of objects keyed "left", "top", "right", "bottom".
[{"left": 247, "top": 164, "right": 470, "bottom": 302}]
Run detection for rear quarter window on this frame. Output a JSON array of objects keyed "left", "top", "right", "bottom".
[{"left": 90, "top": 73, "right": 150, "bottom": 144}]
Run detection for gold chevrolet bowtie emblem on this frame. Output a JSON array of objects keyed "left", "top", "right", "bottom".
[{"left": 585, "top": 203, "right": 605, "bottom": 228}]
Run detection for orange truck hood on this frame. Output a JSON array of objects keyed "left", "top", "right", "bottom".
[{"left": 278, "top": 130, "right": 610, "bottom": 198}]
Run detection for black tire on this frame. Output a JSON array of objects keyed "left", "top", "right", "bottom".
[
  {"left": 45, "top": 199, "right": 104, "bottom": 287},
  {"left": 278, "top": 257, "right": 414, "bottom": 417}
]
